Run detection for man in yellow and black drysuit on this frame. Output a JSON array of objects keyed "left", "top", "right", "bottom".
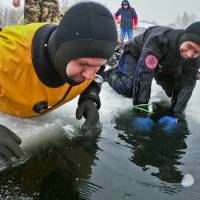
[{"left": 0, "top": 2, "right": 117, "bottom": 171}]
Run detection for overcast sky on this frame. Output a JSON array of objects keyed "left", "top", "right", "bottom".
[
  {"left": 67, "top": 0, "right": 200, "bottom": 25},
  {"left": 91, "top": 0, "right": 200, "bottom": 25},
  {"left": 1, "top": 0, "right": 200, "bottom": 25}
]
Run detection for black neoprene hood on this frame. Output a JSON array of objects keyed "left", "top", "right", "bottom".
[
  {"left": 48, "top": 1, "right": 118, "bottom": 84},
  {"left": 179, "top": 21, "right": 200, "bottom": 47}
]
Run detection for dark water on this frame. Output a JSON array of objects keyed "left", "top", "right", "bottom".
[{"left": 0, "top": 85, "right": 200, "bottom": 200}]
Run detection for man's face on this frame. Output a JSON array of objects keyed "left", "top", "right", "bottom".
[
  {"left": 66, "top": 58, "right": 107, "bottom": 83},
  {"left": 122, "top": 4, "right": 128, "bottom": 9},
  {"left": 180, "top": 41, "right": 200, "bottom": 59},
  {"left": 12, "top": 0, "right": 20, "bottom": 7}
]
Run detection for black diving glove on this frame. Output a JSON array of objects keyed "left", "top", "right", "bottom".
[
  {"left": 0, "top": 124, "right": 25, "bottom": 171},
  {"left": 76, "top": 100, "right": 99, "bottom": 130}
]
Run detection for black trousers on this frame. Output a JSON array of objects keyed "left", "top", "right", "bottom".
[{"left": 107, "top": 51, "right": 178, "bottom": 99}]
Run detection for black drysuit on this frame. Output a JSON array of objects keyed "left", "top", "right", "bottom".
[{"left": 107, "top": 26, "right": 200, "bottom": 113}]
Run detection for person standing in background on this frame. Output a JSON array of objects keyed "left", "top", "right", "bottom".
[
  {"left": 12, "top": 0, "right": 61, "bottom": 23},
  {"left": 115, "top": 0, "right": 138, "bottom": 44}
]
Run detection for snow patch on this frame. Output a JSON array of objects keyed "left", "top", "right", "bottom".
[{"left": 181, "top": 174, "right": 194, "bottom": 187}]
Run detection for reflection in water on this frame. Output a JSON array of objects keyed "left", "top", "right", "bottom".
[
  {"left": 0, "top": 128, "right": 101, "bottom": 199},
  {"left": 113, "top": 102, "right": 190, "bottom": 183}
]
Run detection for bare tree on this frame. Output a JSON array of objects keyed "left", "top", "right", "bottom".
[
  {"left": 60, "top": 0, "right": 70, "bottom": 12},
  {"left": 173, "top": 11, "right": 197, "bottom": 28}
]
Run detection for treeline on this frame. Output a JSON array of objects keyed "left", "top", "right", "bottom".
[
  {"left": 169, "top": 12, "right": 198, "bottom": 28},
  {"left": 141, "top": 12, "right": 198, "bottom": 28}
]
